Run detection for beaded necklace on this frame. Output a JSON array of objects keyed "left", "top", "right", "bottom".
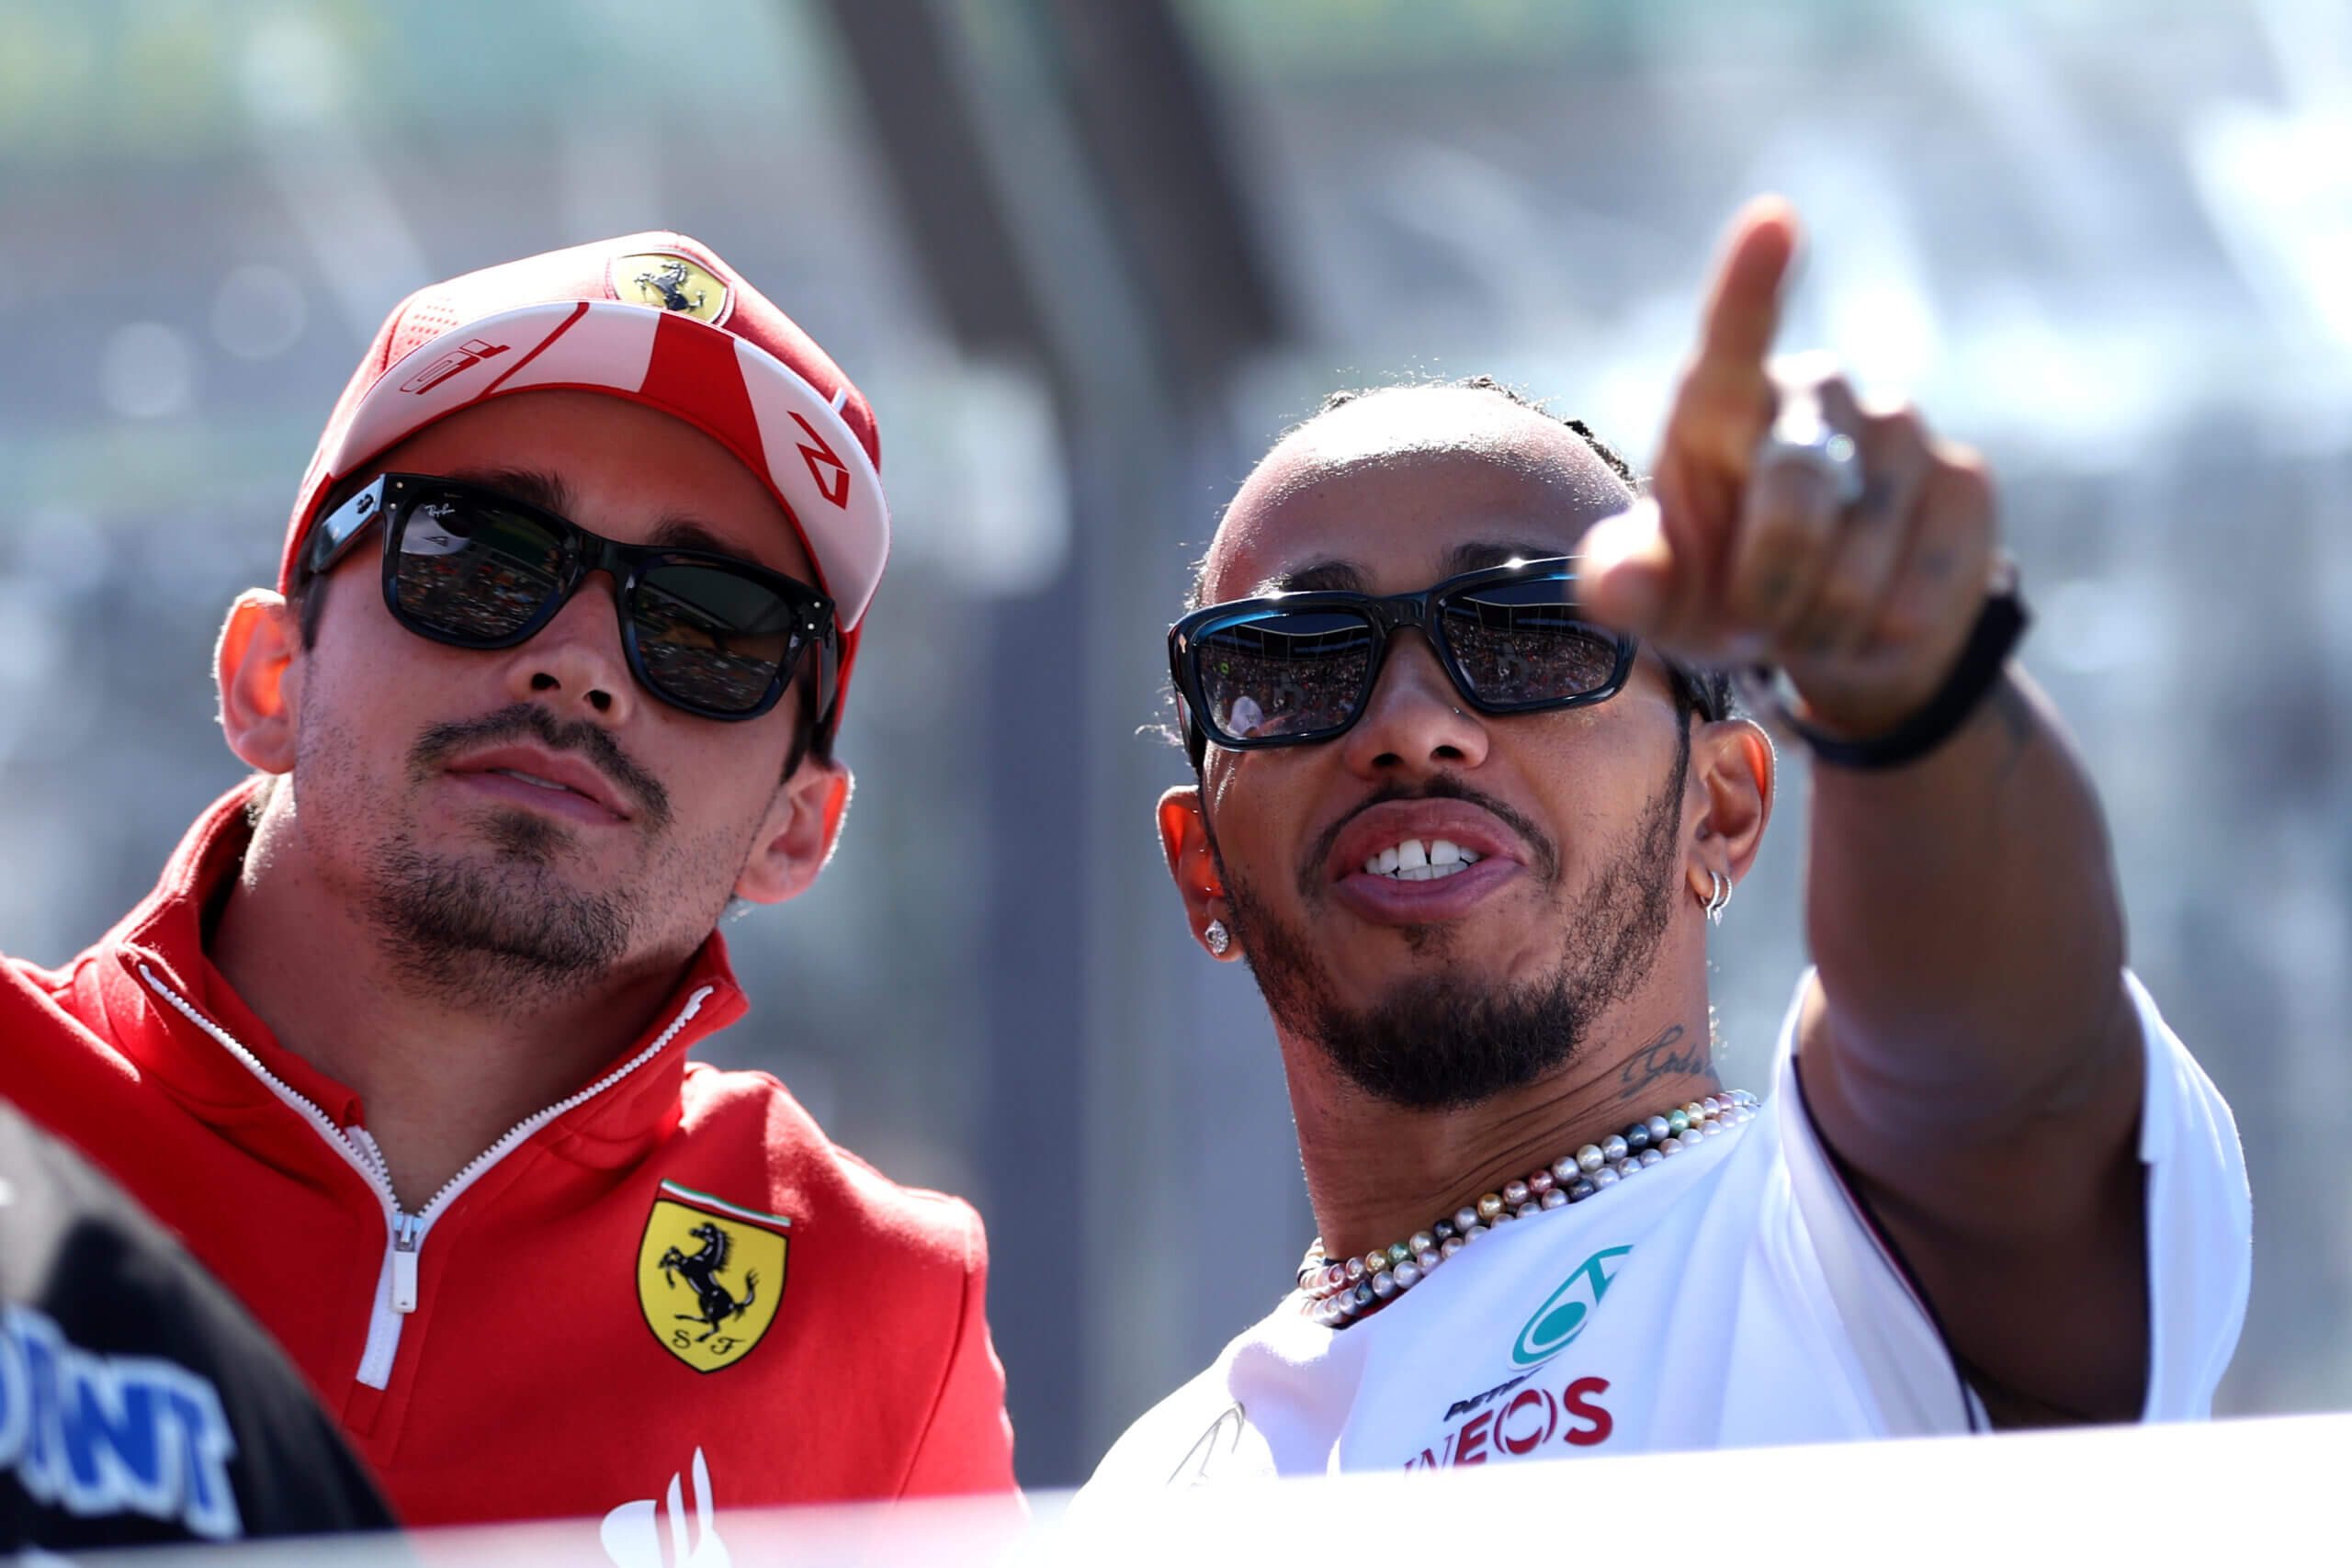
[{"left": 1295, "top": 1089, "right": 1758, "bottom": 1328}]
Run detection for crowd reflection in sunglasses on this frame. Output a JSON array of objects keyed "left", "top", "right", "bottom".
[
  {"left": 634, "top": 586, "right": 788, "bottom": 709},
  {"left": 1202, "top": 641, "right": 1373, "bottom": 739},
  {"left": 393, "top": 551, "right": 562, "bottom": 641},
  {"left": 390, "top": 547, "right": 786, "bottom": 710},
  {"left": 1198, "top": 614, "right": 1622, "bottom": 740}
]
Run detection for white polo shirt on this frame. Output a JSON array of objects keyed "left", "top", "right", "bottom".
[{"left": 1082, "top": 974, "right": 2249, "bottom": 1488}]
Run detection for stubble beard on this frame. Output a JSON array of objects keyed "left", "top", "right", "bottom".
[
  {"left": 311, "top": 703, "right": 684, "bottom": 1014},
  {"left": 1217, "top": 745, "right": 1689, "bottom": 1111},
  {"left": 365, "top": 816, "right": 635, "bottom": 1010}
]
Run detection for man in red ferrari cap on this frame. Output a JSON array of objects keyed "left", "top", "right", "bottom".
[{"left": 0, "top": 235, "right": 1016, "bottom": 1530}]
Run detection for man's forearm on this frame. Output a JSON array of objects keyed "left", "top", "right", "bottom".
[{"left": 1803, "top": 665, "right": 2137, "bottom": 1132}]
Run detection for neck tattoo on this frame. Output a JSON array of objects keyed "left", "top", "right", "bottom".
[{"left": 1295, "top": 1089, "right": 1758, "bottom": 1328}]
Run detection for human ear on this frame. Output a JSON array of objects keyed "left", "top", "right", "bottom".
[
  {"left": 1158, "top": 785, "right": 1240, "bottom": 961},
  {"left": 1684, "top": 717, "right": 1774, "bottom": 899},
  {"left": 217, "top": 590, "right": 301, "bottom": 774},
  {"left": 734, "top": 758, "right": 853, "bottom": 906}
]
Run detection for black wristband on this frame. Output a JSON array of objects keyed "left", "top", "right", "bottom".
[{"left": 1760, "top": 584, "right": 2030, "bottom": 771}]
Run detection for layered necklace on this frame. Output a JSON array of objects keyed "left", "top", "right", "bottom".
[{"left": 1295, "top": 1089, "right": 1758, "bottom": 1328}]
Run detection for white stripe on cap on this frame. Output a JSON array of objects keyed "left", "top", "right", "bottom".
[
  {"left": 318, "top": 302, "right": 629, "bottom": 486},
  {"left": 479, "top": 304, "right": 661, "bottom": 401}
]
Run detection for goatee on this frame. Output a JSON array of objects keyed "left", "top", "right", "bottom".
[
  {"left": 363, "top": 823, "right": 631, "bottom": 1009},
  {"left": 1218, "top": 751, "right": 1687, "bottom": 1111},
  {"left": 359, "top": 704, "right": 657, "bottom": 1010}
]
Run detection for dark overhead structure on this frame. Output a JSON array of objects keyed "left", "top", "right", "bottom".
[
  {"left": 1039, "top": 0, "right": 1286, "bottom": 402},
  {"left": 820, "top": 0, "right": 1284, "bottom": 409},
  {"left": 818, "top": 0, "right": 1057, "bottom": 366}
]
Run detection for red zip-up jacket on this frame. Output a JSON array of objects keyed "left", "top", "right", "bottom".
[{"left": 0, "top": 785, "right": 1017, "bottom": 1528}]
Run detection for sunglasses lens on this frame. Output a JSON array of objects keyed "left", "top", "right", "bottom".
[
  {"left": 1439, "top": 576, "right": 1623, "bottom": 706},
  {"left": 1193, "top": 610, "right": 1377, "bottom": 741},
  {"left": 632, "top": 562, "right": 800, "bottom": 716},
  {"left": 391, "top": 498, "right": 567, "bottom": 642}
]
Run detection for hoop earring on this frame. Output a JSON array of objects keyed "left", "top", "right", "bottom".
[
  {"left": 1704, "top": 872, "right": 1732, "bottom": 927},
  {"left": 1204, "top": 919, "right": 1231, "bottom": 955}
]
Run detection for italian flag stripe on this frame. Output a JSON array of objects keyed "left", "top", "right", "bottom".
[{"left": 660, "top": 1179, "right": 794, "bottom": 1231}]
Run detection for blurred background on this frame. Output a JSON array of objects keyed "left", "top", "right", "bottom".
[{"left": 2, "top": 0, "right": 2346, "bottom": 1489}]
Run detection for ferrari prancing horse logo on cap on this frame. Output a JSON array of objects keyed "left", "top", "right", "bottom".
[
  {"left": 637, "top": 1180, "right": 790, "bottom": 1372},
  {"left": 615, "top": 253, "right": 733, "bottom": 327}
]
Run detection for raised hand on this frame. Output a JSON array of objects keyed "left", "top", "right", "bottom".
[{"left": 1575, "top": 197, "right": 2002, "bottom": 739}]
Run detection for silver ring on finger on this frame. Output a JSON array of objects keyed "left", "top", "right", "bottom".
[{"left": 1754, "top": 385, "right": 1864, "bottom": 510}]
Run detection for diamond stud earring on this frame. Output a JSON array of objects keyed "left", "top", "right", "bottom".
[{"left": 1204, "top": 919, "right": 1231, "bottom": 955}]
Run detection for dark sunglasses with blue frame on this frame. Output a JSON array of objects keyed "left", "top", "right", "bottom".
[
  {"left": 1170, "top": 555, "right": 1712, "bottom": 766},
  {"left": 304, "top": 473, "right": 839, "bottom": 725}
]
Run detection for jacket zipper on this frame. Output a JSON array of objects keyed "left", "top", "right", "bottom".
[{"left": 139, "top": 964, "right": 712, "bottom": 1389}]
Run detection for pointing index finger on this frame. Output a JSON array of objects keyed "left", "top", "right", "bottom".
[{"left": 1694, "top": 196, "right": 1802, "bottom": 382}]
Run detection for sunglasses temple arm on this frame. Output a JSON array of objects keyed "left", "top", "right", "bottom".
[
  {"left": 815, "top": 632, "right": 841, "bottom": 728},
  {"left": 303, "top": 477, "right": 392, "bottom": 577},
  {"left": 1165, "top": 637, "right": 1210, "bottom": 769}
]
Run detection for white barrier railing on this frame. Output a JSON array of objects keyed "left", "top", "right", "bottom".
[{"left": 75, "top": 1411, "right": 2347, "bottom": 1566}]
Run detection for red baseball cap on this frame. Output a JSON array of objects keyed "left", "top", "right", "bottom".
[{"left": 281, "top": 231, "right": 891, "bottom": 729}]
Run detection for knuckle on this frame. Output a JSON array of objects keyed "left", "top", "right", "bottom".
[
  {"left": 1811, "top": 571, "right": 1871, "bottom": 631},
  {"left": 1735, "top": 533, "right": 1824, "bottom": 625},
  {"left": 1931, "top": 446, "right": 1996, "bottom": 512},
  {"left": 1741, "top": 502, "right": 1813, "bottom": 566},
  {"left": 1750, "top": 467, "right": 1838, "bottom": 539},
  {"left": 1873, "top": 595, "right": 1928, "bottom": 649},
  {"left": 1866, "top": 403, "right": 1930, "bottom": 461}
]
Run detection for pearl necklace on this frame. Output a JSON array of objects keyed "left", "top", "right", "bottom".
[{"left": 1295, "top": 1089, "right": 1758, "bottom": 1328}]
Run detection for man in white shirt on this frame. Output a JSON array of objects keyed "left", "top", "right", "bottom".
[{"left": 1087, "top": 199, "right": 2249, "bottom": 1486}]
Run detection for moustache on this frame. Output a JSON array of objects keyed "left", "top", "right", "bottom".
[{"left": 410, "top": 703, "right": 673, "bottom": 832}]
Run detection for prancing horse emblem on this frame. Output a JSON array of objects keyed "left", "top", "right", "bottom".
[
  {"left": 612, "top": 252, "right": 732, "bottom": 326},
  {"left": 636, "top": 257, "right": 704, "bottom": 316},
  {"left": 636, "top": 1183, "right": 790, "bottom": 1373},
  {"left": 661, "top": 1222, "right": 757, "bottom": 1341}
]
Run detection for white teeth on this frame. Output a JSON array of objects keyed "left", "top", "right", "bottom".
[
  {"left": 1360, "top": 838, "right": 1489, "bottom": 881},
  {"left": 495, "top": 770, "right": 571, "bottom": 794}
]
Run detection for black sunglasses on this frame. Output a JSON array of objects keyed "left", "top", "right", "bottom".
[
  {"left": 304, "top": 473, "right": 839, "bottom": 725},
  {"left": 1170, "top": 556, "right": 1683, "bottom": 764}
]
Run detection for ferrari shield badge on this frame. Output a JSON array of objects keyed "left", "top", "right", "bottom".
[
  {"left": 612, "top": 252, "right": 733, "bottom": 326},
  {"left": 637, "top": 1180, "right": 790, "bottom": 1373}
]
